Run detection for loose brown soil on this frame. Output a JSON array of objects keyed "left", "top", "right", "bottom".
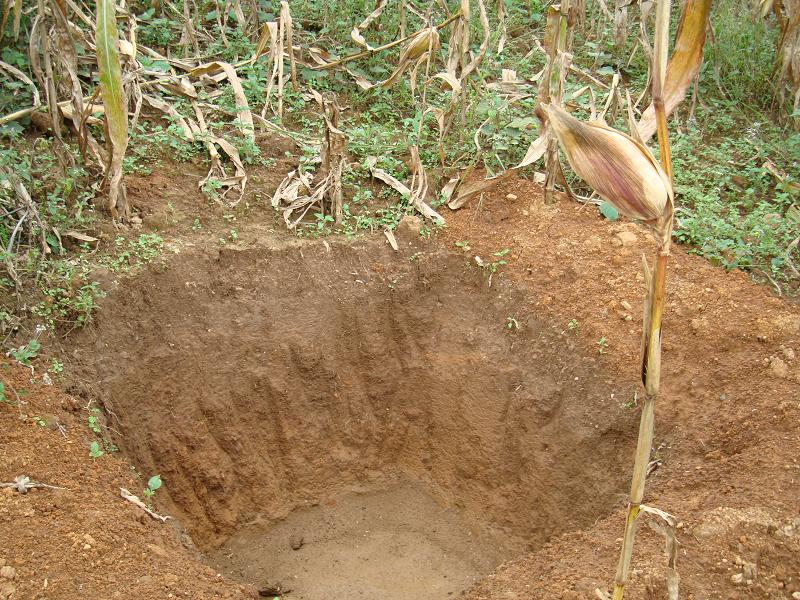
[
  {"left": 207, "top": 482, "right": 513, "bottom": 599},
  {"left": 1, "top": 168, "right": 799, "bottom": 600}
]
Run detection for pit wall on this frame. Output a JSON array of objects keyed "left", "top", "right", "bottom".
[{"left": 73, "top": 233, "right": 636, "bottom": 551}]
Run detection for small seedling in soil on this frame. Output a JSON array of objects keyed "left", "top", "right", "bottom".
[
  {"left": 48, "top": 359, "right": 64, "bottom": 375},
  {"left": 475, "top": 249, "right": 511, "bottom": 287},
  {"left": 565, "top": 319, "right": 580, "bottom": 334},
  {"left": 314, "top": 213, "right": 335, "bottom": 232},
  {"left": 455, "top": 240, "right": 471, "bottom": 251},
  {"left": 89, "top": 441, "right": 104, "bottom": 460},
  {"left": 621, "top": 391, "right": 639, "bottom": 410},
  {"left": 143, "top": 475, "right": 162, "bottom": 504},
  {"left": 597, "top": 337, "right": 609, "bottom": 354},
  {"left": 88, "top": 408, "right": 102, "bottom": 434},
  {"left": 192, "top": 219, "right": 202, "bottom": 231},
  {"left": 506, "top": 317, "right": 520, "bottom": 330},
  {"left": 10, "top": 339, "right": 41, "bottom": 366}
]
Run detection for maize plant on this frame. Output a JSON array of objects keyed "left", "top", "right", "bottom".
[{"left": 544, "top": 0, "right": 686, "bottom": 596}]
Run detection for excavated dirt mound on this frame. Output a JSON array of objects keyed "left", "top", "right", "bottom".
[
  {"left": 0, "top": 359, "right": 251, "bottom": 600},
  {"left": 443, "top": 177, "right": 800, "bottom": 599},
  {"left": 67, "top": 226, "right": 638, "bottom": 597}
]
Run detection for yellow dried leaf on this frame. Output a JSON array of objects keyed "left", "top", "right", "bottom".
[{"left": 637, "top": 0, "right": 712, "bottom": 142}]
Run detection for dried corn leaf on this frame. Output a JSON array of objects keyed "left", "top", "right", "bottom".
[
  {"left": 190, "top": 61, "right": 254, "bottom": 141},
  {"left": 640, "top": 505, "right": 680, "bottom": 600},
  {"left": 0, "top": 0, "right": 21, "bottom": 41},
  {"left": 365, "top": 156, "right": 412, "bottom": 197},
  {"left": 280, "top": 1, "right": 297, "bottom": 91},
  {"left": 96, "top": 0, "right": 129, "bottom": 218},
  {"left": 379, "top": 27, "right": 440, "bottom": 89},
  {"left": 384, "top": 228, "right": 398, "bottom": 251},
  {"left": 51, "top": 0, "right": 105, "bottom": 165},
  {"left": 497, "top": 0, "right": 507, "bottom": 53},
  {"left": 252, "top": 21, "right": 277, "bottom": 63},
  {"left": 637, "top": 0, "right": 711, "bottom": 142},
  {"left": 351, "top": 0, "right": 387, "bottom": 51},
  {"left": 364, "top": 155, "right": 444, "bottom": 223},
  {"left": 0, "top": 60, "right": 40, "bottom": 109},
  {"left": 192, "top": 102, "right": 247, "bottom": 205},
  {"left": 445, "top": 169, "right": 516, "bottom": 210},
  {"left": 307, "top": 46, "right": 374, "bottom": 90},
  {"left": 517, "top": 132, "right": 549, "bottom": 168},
  {"left": 461, "top": 0, "right": 490, "bottom": 80},
  {"left": 59, "top": 100, "right": 104, "bottom": 123},
  {"left": 142, "top": 95, "right": 194, "bottom": 141}
]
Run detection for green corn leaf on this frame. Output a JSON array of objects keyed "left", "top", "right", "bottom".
[{"left": 96, "top": 0, "right": 129, "bottom": 218}]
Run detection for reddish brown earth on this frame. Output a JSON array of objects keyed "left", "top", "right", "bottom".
[
  {"left": 1, "top": 167, "right": 799, "bottom": 600},
  {"left": 442, "top": 176, "right": 800, "bottom": 599},
  {"left": 0, "top": 359, "right": 255, "bottom": 600}
]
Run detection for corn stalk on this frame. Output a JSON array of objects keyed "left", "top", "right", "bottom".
[
  {"left": 761, "top": 0, "right": 800, "bottom": 127},
  {"left": 611, "top": 0, "right": 675, "bottom": 595},
  {"left": 538, "top": 0, "right": 575, "bottom": 205}
]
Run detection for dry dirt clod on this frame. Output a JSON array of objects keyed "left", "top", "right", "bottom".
[
  {"left": 259, "top": 583, "right": 291, "bottom": 596},
  {"left": 147, "top": 543, "right": 168, "bottom": 557},
  {"left": 0, "top": 567, "right": 15, "bottom": 580},
  {"left": 290, "top": 535, "right": 304, "bottom": 550},
  {"left": 395, "top": 215, "right": 423, "bottom": 238},
  {"left": 742, "top": 562, "right": 757, "bottom": 580},
  {"left": 612, "top": 231, "right": 638, "bottom": 247},
  {"left": 0, "top": 582, "right": 15, "bottom": 600},
  {"left": 769, "top": 357, "right": 790, "bottom": 379}
]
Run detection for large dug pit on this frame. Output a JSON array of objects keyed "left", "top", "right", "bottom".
[{"left": 76, "top": 232, "right": 637, "bottom": 598}]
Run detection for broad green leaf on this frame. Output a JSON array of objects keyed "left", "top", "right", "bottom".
[
  {"left": 96, "top": 0, "right": 128, "bottom": 218},
  {"left": 147, "top": 475, "right": 162, "bottom": 491},
  {"left": 599, "top": 201, "right": 620, "bottom": 220}
]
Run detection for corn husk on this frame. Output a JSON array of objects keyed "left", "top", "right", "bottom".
[{"left": 543, "top": 104, "right": 672, "bottom": 225}]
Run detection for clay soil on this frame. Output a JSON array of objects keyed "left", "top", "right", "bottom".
[{"left": 1, "top": 168, "right": 799, "bottom": 600}]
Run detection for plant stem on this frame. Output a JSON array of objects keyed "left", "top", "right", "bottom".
[
  {"left": 612, "top": 248, "right": 668, "bottom": 600},
  {"left": 611, "top": 0, "right": 674, "bottom": 593}
]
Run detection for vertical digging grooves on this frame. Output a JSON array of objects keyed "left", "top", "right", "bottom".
[{"left": 74, "top": 237, "right": 637, "bottom": 554}]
